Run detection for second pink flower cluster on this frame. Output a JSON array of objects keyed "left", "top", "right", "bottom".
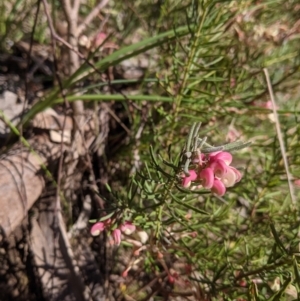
[
  {"left": 91, "top": 219, "right": 136, "bottom": 246},
  {"left": 182, "top": 151, "right": 241, "bottom": 196}
]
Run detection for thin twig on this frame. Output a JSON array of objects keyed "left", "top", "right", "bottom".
[
  {"left": 41, "top": 0, "right": 70, "bottom": 201},
  {"left": 263, "top": 68, "right": 296, "bottom": 206},
  {"left": 130, "top": 121, "right": 145, "bottom": 175},
  {"left": 40, "top": 2, "right": 92, "bottom": 299},
  {"left": 77, "top": 0, "right": 110, "bottom": 36},
  {"left": 73, "top": 0, "right": 81, "bottom": 16},
  {"left": 18, "top": 0, "right": 42, "bottom": 220},
  {"left": 61, "top": 0, "right": 72, "bottom": 17},
  {"left": 61, "top": 0, "right": 84, "bottom": 120},
  {"left": 35, "top": 0, "right": 107, "bottom": 78}
]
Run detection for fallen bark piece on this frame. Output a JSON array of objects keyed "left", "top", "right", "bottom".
[{"left": 0, "top": 134, "right": 62, "bottom": 241}]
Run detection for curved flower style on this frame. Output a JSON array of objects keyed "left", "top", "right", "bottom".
[{"left": 192, "top": 152, "right": 206, "bottom": 165}]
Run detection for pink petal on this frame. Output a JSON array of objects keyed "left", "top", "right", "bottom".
[
  {"left": 220, "top": 168, "right": 237, "bottom": 187},
  {"left": 231, "top": 166, "right": 242, "bottom": 183},
  {"left": 120, "top": 221, "right": 136, "bottom": 235},
  {"left": 112, "top": 229, "right": 122, "bottom": 246},
  {"left": 211, "top": 179, "right": 226, "bottom": 196},
  {"left": 221, "top": 166, "right": 242, "bottom": 187},
  {"left": 199, "top": 168, "right": 214, "bottom": 189},
  {"left": 228, "top": 166, "right": 242, "bottom": 184},
  {"left": 210, "top": 152, "right": 232, "bottom": 165},
  {"left": 182, "top": 170, "right": 197, "bottom": 187},
  {"left": 209, "top": 159, "right": 228, "bottom": 178},
  {"left": 91, "top": 222, "right": 105, "bottom": 236}
]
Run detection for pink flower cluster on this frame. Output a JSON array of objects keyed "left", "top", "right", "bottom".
[
  {"left": 182, "top": 151, "right": 241, "bottom": 196},
  {"left": 91, "top": 220, "right": 136, "bottom": 246}
]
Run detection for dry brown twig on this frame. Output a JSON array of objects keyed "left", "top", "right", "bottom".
[
  {"left": 263, "top": 68, "right": 296, "bottom": 206},
  {"left": 61, "top": 0, "right": 84, "bottom": 120},
  {"left": 78, "top": 0, "right": 110, "bottom": 36},
  {"left": 60, "top": 0, "right": 109, "bottom": 115}
]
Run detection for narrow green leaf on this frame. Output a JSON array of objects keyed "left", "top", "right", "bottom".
[
  {"left": 270, "top": 223, "right": 288, "bottom": 255},
  {"left": 99, "top": 211, "right": 116, "bottom": 222},
  {"left": 149, "top": 145, "right": 159, "bottom": 167},
  {"left": 293, "top": 257, "right": 300, "bottom": 290},
  {"left": 170, "top": 192, "right": 209, "bottom": 215}
]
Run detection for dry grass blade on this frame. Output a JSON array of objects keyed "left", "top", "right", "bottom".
[{"left": 263, "top": 68, "right": 296, "bottom": 206}]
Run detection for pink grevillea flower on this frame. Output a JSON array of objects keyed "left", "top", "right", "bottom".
[
  {"left": 112, "top": 229, "right": 122, "bottom": 246},
  {"left": 91, "top": 222, "right": 106, "bottom": 236},
  {"left": 181, "top": 149, "right": 242, "bottom": 196},
  {"left": 199, "top": 168, "right": 214, "bottom": 188},
  {"left": 211, "top": 178, "right": 226, "bottom": 196},
  {"left": 120, "top": 221, "right": 136, "bottom": 235},
  {"left": 182, "top": 170, "right": 197, "bottom": 187}
]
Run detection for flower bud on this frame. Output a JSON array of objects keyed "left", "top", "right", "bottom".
[
  {"left": 199, "top": 168, "right": 214, "bottom": 189},
  {"left": 182, "top": 170, "right": 197, "bottom": 187},
  {"left": 211, "top": 178, "right": 226, "bottom": 196},
  {"left": 90, "top": 222, "right": 105, "bottom": 236},
  {"left": 112, "top": 229, "right": 122, "bottom": 246},
  {"left": 120, "top": 221, "right": 136, "bottom": 235}
]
